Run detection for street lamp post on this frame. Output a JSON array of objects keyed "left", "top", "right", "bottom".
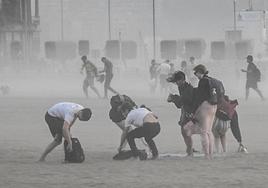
[
  {"left": 233, "top": 0, "right": 237, "bottom": 31},
  {"left": 153, "top": 0, "right": 156, "bottom": 59},
  {"left": 108, "top": 0, "right": 111, "bottom": 40},
  {"left": 60, "top": 0, "right": 64, "bottom": 41}
]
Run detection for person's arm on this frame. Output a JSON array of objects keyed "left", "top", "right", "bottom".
[
  {"left": 99, "top": 63, "right": 106, "bottom": 73},
  {"left": 62, "top": 121, "right": 72, "bottom": 152},
  {"left": 62, "top": 115, "right": 78, "bottom": 152},
  {"left": 167, "top": 94, "right": 183, "bottom": 109},
  {"left": 118, "top": 125, "right": 131, "bottom": 152},
  {"left": 80, "top": 64, "right": 85, "bottom": 74}
]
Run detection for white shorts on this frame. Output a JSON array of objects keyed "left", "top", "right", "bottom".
[{"left": 212, "top": 117, "right": 230, "bottom": 137}]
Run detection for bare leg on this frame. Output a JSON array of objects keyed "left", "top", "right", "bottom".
[
  {"left": 90, "top": 85, "right": 101, "bottom": 98},
  {"left": 214, "top": 137, "right": 220, "bottom": 153},
  {"left": 83, "top": 84, "right": 89, "bottom": 98},
  {"left": 39, "top": 136, "right": 62, "bottom": 162},
  {"left": 220, "top": 135, "right": 226, "bottom": 152},
  {"left": 245, "top": 87, "right": 249, "bottom": 100},
  {"left": 181, "top": 125, "right": 193, "bottom": 156},
  {"left": 254, "top": 88, "right": 265, "bottom": 100}
]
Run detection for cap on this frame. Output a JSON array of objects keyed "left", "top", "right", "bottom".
[
  {"left": 166, "top": 71, "right": 185, "bottom": 82},
  {"left": 193, "top": 64, "right": 208, "bottom": 75}
]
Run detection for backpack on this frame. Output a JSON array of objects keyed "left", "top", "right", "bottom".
[
  {"left": 254, "top": 67, "right": 261, "bottom": 82},
  {"left": 64, "top": 138, "right": 85, "bottom": 163},
  {"left": 206, "top": 77, "right": 225, "bottom": 105},
  {"left": 110, "top": 94, "right": 136, "bottom": 109}
]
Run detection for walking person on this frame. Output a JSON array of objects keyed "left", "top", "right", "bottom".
[
  {"left": 149, "top": 59, "right": 159, "bottom": 94},
  {"left": 39, "top": 102, "right": 92, "bottom": 162},
  {"left": 157, "top": 59, "right": 171, "bottom": 94},
  {"left": 100, "top": 57, "right": 119, "bottom": 99},
  {"left": 241, "top": 55, "right": 264, "bottom": 101},
  {"left": 80, "top": 56, "right": 101, "bottom": 98}
]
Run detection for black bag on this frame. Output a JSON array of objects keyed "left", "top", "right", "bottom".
[
  {"left": 113, "top": 150, "right": 147, "bottom": 160},
  {"left": 64, "top": 138, "right": 85, "bottom": 163},
  {"left": 206, "top": 77, "right": 225, "bottom": 105},
  {"left": 254, "top": 67, "right": 261, "bottom": 82}
]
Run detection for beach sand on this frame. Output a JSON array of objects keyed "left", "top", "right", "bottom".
[{"left": 0, "top": 71, "right": 268, "bottom": 188}]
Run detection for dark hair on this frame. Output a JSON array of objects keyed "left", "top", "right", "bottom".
[
  {"left": 193, "top": 64, "right": 208, "bottom": 75},
  {"left": 181, "top": 60, "right": 187, "bottom": 67},
  {"left": 120, "top": 102, "right": 133, "bottom": 113},
  {"left": 190, "top": 56, "right": 195, "bottom": 61},
  {"left": 80, "top": 108, "right": 92, "bottom": 121},
  {"left": 101, "top": 57, "right": 106, "bottom": 61},
  {"left": 167, "top": 71, "right": 185, "bottom": 82},
  {"left": 81, "top": 56, "right": 87, "bottom": 60},
  {"left": 247, "top": 55, "right": 253, "bottom": 62}
]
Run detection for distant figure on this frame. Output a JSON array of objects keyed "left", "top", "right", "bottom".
[
  {"left": 241, "top": 55, "right": 264, "bottom": 101},
  {"left": 100, "top": 57, "right": 119, "bottom": 99},
  {"left": 157, "top": 59, "right": 171, "bottom": 94},
  {"left": 80, "top": 56, "right": 101, "bottom": 98},
  {"left": 149, "top": 59, "right": 159, "bottom": 94},
  {"left": 188, "top": 56, "right": 198, "bottom": 87},
  {"left": 169, "top": 63, "right": 175, "bottom": 75},
  {"left": 39, "top": 102, "right": 92, "bottom": 162},
  {"left": 181, "top": 60, "right": 191, "bottom": 81},
  {"left": 119, "top": 102, "right": 161, "bottom": 160}
]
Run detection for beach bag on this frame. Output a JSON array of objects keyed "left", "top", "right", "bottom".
[
  {"left": 206, "top": 77, "right": 225, "bottom": 105},
  {"left": 254, "top": 67, "right": 261, "bottom": 82},
  {"left": 216, "top": 97, "right": 238, "bottom": 120},
  {"left": 64, "top": 138, "right": 85, "bottom": 163}
]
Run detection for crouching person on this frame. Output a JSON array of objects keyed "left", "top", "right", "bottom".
[
  {"left": 39, "top": 102, "right": 92, "bottom": 162},
  {"left": 119, "top": 103, "right": 161, "bottom": 160}
]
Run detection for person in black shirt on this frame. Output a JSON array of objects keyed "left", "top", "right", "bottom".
[
  {"left": 167, "top": 71, "right": 197, "bottom": 156},
  {"left": 190, "top": 64, "right": 217, "bottom": 159},
  {"left": 241, "top": 55, "right": 264, "bottom": 101}
]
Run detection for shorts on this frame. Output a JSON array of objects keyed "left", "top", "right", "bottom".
[
  {"left": 45, "top": 112, "right": 64, "bottom": 141},
  {"left": 109, "top": 107, "right": 125, "bottom": 123},
  {"left": 83, "top": 75, "right": 95, "bottom": 87},
  {"left": 212, "top": 117, "right": 230, "bottom": 137},
  {"left": 246, "top": 80, "right": 258, "bottom": 89}
]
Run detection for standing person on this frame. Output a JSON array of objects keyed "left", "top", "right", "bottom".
[
  {"left": 181, "top": 60, "right": 191, "bottom": 81},
  {"left": 80, "top": 56, "right": 101, "bottom": 98},
  {"left": 241, "top": 55, "right": 264, "bottom": 101},
  {"left": 185, "top": 64, "right": 217, "bottom": 159},
  {"left": 39, "top": 102, "right": 92, "bottom": 162},
  {"left": 157, "top": 59, "right": 171, "bottom": 94},
  {"left": 149, "top": 59, "right": 159, "bottom": 94},
  {"left": 119, "top": 103, "right": 161, "bottom": 159},
  {"left": 188, "top": 56, "right": 198, "bottom": 87},
  {"left": 166, "top": 71, "right": 197, "bottom": 156},
  {"left": 100, "top": 57, "right": 119, "bottom": 99}
]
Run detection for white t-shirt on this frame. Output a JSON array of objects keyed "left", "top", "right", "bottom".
[
  {"left": 125, "top": 108, "right": 152, "bottom": 128},
  {"left": 48, "top": 102, "right": 84, "bottom": 124},
  {"left": 157, "top": 63, "right": 171, "bottom": 75}
]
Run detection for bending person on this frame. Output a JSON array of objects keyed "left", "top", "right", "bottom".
[{"left": 119, "top": 103, "right": 161, "bottom": 160}]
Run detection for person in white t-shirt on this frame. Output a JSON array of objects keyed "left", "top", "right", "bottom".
[
  {"left": 118, "top": 103, "right": 161, "bottom": 159},
  {"left": 39, "top": 102, "right": 92, "bottom": 162},
  {"left": 157, "top": 60, "right": 171, "bottom": 93}
]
